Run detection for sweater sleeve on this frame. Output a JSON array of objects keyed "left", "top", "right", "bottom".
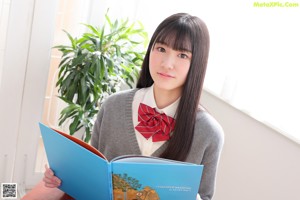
[
  {"left": 195, "top": 112, "right": 224, "bottom": 200},
  {"left": 200, "top": 131, "right": 224, "bottom": 200}
]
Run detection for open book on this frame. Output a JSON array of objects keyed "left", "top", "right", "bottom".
[{"left": 39, "top": 123, "right": 204, "bottom": 200}]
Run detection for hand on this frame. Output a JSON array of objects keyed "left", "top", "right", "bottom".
[{"left": 43, "top": 165, "right": 61, "bottom": 188}]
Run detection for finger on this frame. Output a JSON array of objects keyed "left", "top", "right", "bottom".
[
  {"left": 44, "top": 171, "right": 55, "bottom": 179},
  {"left": 43, "top": 178, "right": 56, "bottom": 188},
  {"left": 44, "top": 165, "right": 54, "bottom": 176},
  {"left": 44, "top": 182, "right": 59, "bottom": 188},
  {"left": 43, "top": 176, "right": 55, "bottom": 184},
  {"left": 43, "top": 177, "right": 61, "bottom": 187},
  {"left": 44, "top": 175, "right": 61, "bottom": 184},
  {"left": 43, "top": 164, "right": 61, "bottom": 186},
  {"left": 54, "top": 177, "right": 61, "bottom": 184}
]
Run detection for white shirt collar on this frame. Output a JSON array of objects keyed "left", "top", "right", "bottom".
[{"left": 142, "top": 85, "right": 180, "bottom": 118}]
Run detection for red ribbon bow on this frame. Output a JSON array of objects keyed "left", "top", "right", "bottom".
[{"left": 135, "top": 103, "right": 176, "bottom": 142}]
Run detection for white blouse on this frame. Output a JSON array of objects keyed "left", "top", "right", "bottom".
[{"left": 132, "top": 85, "right": 179, "bottom": 156}]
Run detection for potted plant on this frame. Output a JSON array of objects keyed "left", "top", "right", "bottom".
[{"left": 55, "top": 13, "right": 148, "bottom": 142}]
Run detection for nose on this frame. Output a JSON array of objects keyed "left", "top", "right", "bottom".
[{"left": 161, "top": 54, "right": 175, "bottom": 70}]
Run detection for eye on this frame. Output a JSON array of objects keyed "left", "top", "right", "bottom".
[
  {"left": 178, "top": 53, "right": 189, "bottom": 59},
  {"left": 157, "top": 47, "right": 166, "bottom": 52}
]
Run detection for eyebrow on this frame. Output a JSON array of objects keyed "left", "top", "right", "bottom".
[{"left": 155, "top": 42, "right": 192, "bottom": 53}]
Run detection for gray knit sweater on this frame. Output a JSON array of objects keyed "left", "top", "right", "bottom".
[{"left": 91, "top": 89, "right": 224, "bottom": 200}]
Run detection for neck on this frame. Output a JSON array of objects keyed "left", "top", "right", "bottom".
[{"left": 153, "top": 85, "right": 181, "bottom": 109}]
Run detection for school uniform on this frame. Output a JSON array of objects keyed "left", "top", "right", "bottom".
[{"left": 91, "top": 85, "right": 224, "bottom": 200}]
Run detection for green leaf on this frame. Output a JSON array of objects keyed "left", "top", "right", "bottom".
[
  {"left": 58, "top": 96, "right": 73, "bottom": 104},
  {"left": 71, "top": 54, "right": 86, "bottom": 67},
  {"left": 83, "top": 23, "right": 100, "bottom": 36},
  {"left": 100, "top": 57, "right": 105, "bottom": 80},
  {"left": 79, "top": 76, "right": 87, "bottom": 105},
  {"left": 60, "top": 104, "right": 79, "bottom": 116},
  {"left": 84, "top": 129, "right": 91, "bottom": 143},
  {"left": 105, "top": 13, "right": 112, "bottom": 28},
  {"left": 54, "top": 12, "right": 148, "bottom": 142},
  {"left": 69, "top": 116, "right": 80, "bottom": 135},
  {"left": 94, "top": 59, "right": 100, "bottom": 81},
  {"left": 63, "top": 30, "right": 76, "bottom": 49}
]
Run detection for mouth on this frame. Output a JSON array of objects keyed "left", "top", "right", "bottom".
[{"left": 157, "top": 72, "right": 175, "bottom": 78}]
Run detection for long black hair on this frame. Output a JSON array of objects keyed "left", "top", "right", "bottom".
[{"left": 136, "top": 13, "right": 210, "bottom": 161}]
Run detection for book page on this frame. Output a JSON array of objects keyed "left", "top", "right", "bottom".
[
  {"left": 53, "top": 128, "right": 107, "bottom": 160},
  {"left": 112, "top": 155, "right": 197, "bottom": 165}
]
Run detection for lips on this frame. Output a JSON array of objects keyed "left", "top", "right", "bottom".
[{"left": 157, "top": 72, "right": 175, "bottom": 78}]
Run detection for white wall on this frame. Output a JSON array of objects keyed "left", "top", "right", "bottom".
[
  {"left": 0, "top": 0, "right": 58, "bottom": 193},
  {"left": 201, "top": 89, "right": 300, "bottom": 200},
  {"left": 0, "top": 0, "right": 11, "bottom": 87}
]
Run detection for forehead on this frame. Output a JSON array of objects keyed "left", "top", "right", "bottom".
[{"left": 154, "top": 30, "right": 192, "bottom": 52}]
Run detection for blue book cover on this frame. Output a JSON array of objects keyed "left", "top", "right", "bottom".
[
  {"left": 39, "top": 123, "right": 111, "bottom": 200},
  {"left": 111, "top": 156, "right": 203, "bottom": 200},
  {"left": 39, "top": 123, "right": 203, "bottom": 200}
]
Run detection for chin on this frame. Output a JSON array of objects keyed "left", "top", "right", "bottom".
[{"left": 154, "top": 82, "right": 182, "bottom": 93}]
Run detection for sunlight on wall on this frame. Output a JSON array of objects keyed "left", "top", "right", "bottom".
[
  {"left": 0, "top": 0, "right": 11, "bottom": 88},
  {"left": 202, "top": 2, "right": 300, "bottom": 141}
]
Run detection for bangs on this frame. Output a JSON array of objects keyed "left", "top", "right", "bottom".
[{"left": 154, "top": 25, "right": 192, "bottom": 53}]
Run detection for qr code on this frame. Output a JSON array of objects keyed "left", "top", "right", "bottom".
[{"left": 1, "top": 183, "right": 17, "bottom": 199}]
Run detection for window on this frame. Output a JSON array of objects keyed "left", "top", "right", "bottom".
[{"left": 203, "top": 2, "right": 300, "bottom": 142}]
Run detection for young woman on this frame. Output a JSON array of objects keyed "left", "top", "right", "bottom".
[{"left": 44, "top": 13, "right": 224, "bottom": 200}]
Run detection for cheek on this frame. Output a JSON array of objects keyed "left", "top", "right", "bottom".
[
  {"left": 149, "top": 51, "right": 158, "bottom": 66},
  {"left": 178, "top": 62, "right": 191, "bottom": 78},
  {"left": 182, "top": 69, "right": 190, "bottom": 82},
  {"left": 149, "top": 52, "right": 159, "bottom": 73},
  {"left": 148, "top": 61, "right": 155, "bottom": 80}
]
